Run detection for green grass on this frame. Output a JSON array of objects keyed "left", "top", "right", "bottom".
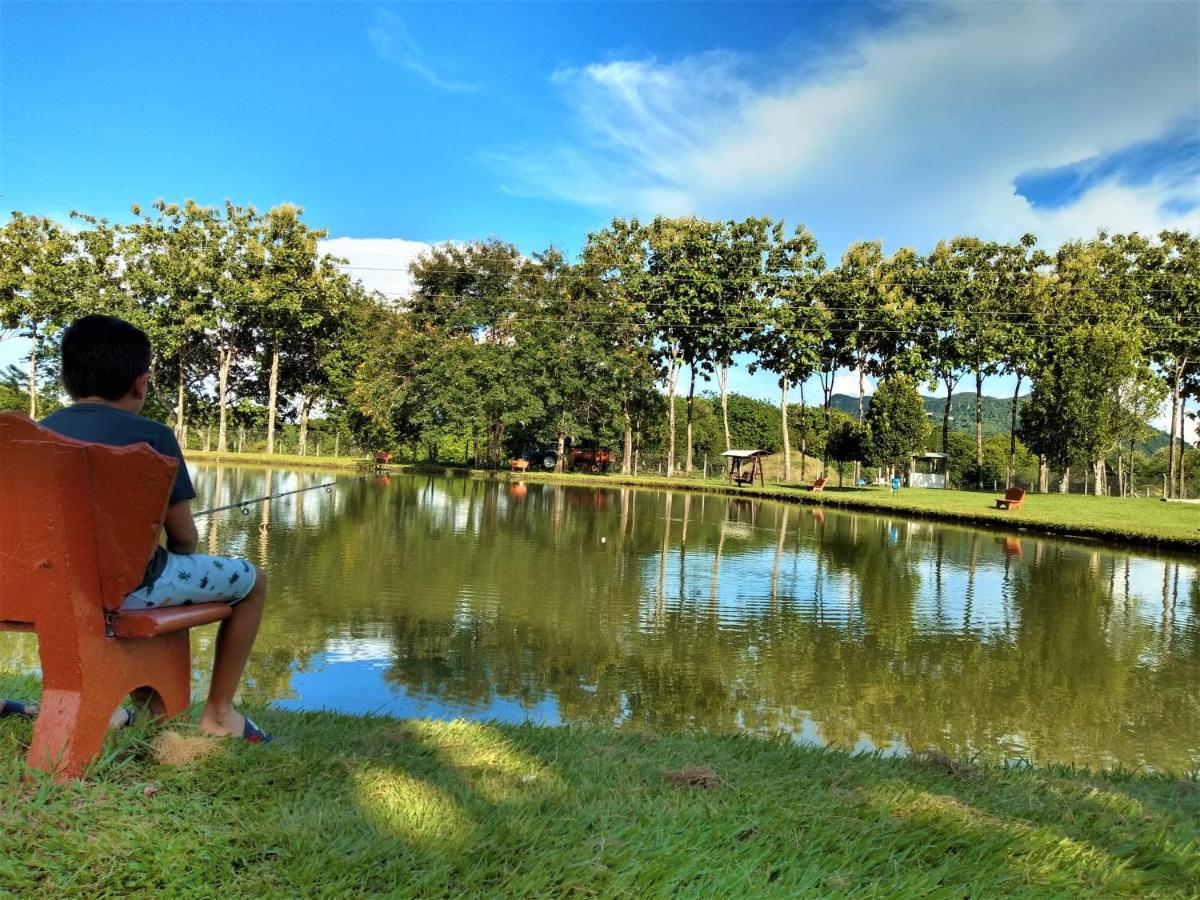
[
  {"left": 1, "top": 675, "right": 1196, "bottom": 896},
  {"left": 187, "top": 449, "right": 368, "bottom": 471}
]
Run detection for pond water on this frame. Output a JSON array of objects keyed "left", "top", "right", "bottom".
[{"left": 2, "top": 466, "right": 1198, "bottom": 772}]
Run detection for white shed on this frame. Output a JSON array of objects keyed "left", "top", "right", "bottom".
[{"left": 909, "top": 453, "right": 948, "bottom": 489}]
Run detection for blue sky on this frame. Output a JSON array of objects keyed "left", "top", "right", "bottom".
[{"left": 3, "top": 1, "right": 1198, "bottom": 409}]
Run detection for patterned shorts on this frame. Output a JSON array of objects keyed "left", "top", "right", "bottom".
[{"left": 122, "top": 553, "right": 258, "bottom": 610}]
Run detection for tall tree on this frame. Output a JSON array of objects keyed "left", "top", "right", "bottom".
[
  {"left": 1145, "top": 230, "right": 1200, "bottom": 498},
  {"left": 754, "top": 222, "right": 825, "bottom": 481},
  {"left": 0, "top": 213, "right": 80, "bottom": 416},
  {"left": 917, "top": 242, "right": 971, "bottom": 455},
  {"left": 644, "top": 217, "right": 722, "bottom": 476},
  {"left": 865, "top": 373, "right": 931, "bottom": 476},
  {"left": 712, "top": 217, "right": 770, "bottom": 451}
]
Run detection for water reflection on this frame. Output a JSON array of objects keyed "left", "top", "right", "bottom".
[{"left": 1, "top": 468, "right": 1196, "bottom": 772}]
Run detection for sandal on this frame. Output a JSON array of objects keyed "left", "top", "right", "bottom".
[
  {"left": 0, "top": 700, "right": 35, "bottom": 720},
  {"left": 242, "top": 716, "right": 273, "bottom": 744}
]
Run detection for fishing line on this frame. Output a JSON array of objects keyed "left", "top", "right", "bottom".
[{"left": 192, "top": 472, "right": 373, "bottom": 519}]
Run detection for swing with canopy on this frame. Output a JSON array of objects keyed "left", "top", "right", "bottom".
[{"left": 721, "top": 449, "right": 769, "bottom": 487}]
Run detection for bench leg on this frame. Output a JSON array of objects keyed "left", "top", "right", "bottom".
[{"left": 28, "top": 630, "right": 193, "bottom": 780}]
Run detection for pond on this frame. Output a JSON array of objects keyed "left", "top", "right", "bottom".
[{"left": 2, "top": 466, "right": 1197, "bottom": 773}]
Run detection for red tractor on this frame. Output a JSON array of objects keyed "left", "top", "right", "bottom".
[{"left": 569, "top": 446, "right": 612, "bottom": 474}]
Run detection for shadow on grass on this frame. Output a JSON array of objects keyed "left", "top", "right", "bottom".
[{"left": 0, "top": 668, "right": 1196, "bottom": 895}]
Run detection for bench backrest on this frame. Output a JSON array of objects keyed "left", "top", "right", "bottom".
[
  {"left": 813, "top": 477, "right": 827, "bottom": 488},
  {"left": 0, "top": 412, "right": 176, "bottom": 618},
  {"left": 1005, "top": 488, "right": 1026, "bottom": 502}
]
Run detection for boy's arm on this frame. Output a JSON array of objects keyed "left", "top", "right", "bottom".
[{"left": 163, "top": 500, "right": 199, "bottom": 555}]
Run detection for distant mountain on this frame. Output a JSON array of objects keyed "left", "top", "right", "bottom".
[{"left": 827, "top": 392, "right": 1171, "bottom": 452}]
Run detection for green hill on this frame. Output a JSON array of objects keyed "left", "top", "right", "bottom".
[{"left": 828, "top": 392, "right": 1170, "bottom": 452}]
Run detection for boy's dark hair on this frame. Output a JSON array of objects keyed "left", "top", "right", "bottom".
[{"left": 60, "top": 315, "right": 153, "bottom": 401}]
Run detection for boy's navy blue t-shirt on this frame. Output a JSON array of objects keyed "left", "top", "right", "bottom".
[{"left": 39, "top": 403, "right": 196, "bottom": 587}]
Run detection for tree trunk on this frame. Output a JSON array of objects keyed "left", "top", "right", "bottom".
[
  {"left": 1059, "top": 466, "right": 1070, "bottom": 494},
  {"left": 621, "top": 400, "right": 633, "bottom": 476},
  {"left": 665, "top": 349, "right": 680, "bottom": 477},
  {"left": 942, "top": 379, "right": 953, "bottom": 453},
  {"left": 685, "top": 365, "right": 697, "bottom": 474},
  {"left": 217, "top": 345, "right": 231, "bottom": 453},
  {"left": 1038, "top": 454, "right": 1048, "bottom": 493},
  {"left": 554, "top": 428, "right": 566, "bottom": 474},
  {"left": 299, "top": 398, "right": 310, "bottom": 457},
  {"left": 1167, "top": 366, "right": 1181, "bottom": 498},
  {"left": 780, "top": 378, "right": 792, "bottom": 482},
  {"left": 266, "top": 335, "right": 280, "bottom": 455},
  {"left": 1178, "top": 389, "right": 1188, "bottom": 499},
  {"left": 799, "top": 381, "right": 808, "bottom": 482},
  {"left": 718, "top": 363, "right": 731, "bottom": 452},
  {"left": 1008, "top": 373, "right": 1023, "bottom": 488},
  {"left": 237, "top": 425, "right": 245, "bottom": 454},
  {"left": 204, "top": 424, "right": 211, "bottom": 452},
  {"left": 27, "top": 322, "right": 38, "bottom": 418},
  {"left": 855, "top": 364, "right": 866, "bottom": 485},
  {"left": 1128, "top": 440, "right": 1136, "bottom": 497},
  {"left": 175, "top": 355, "right": 187, "bottom": 442},
  {"left": 974, "top": 368, "right": 984, "bottom": 487},
  {"left": 1117, "top": 449, "right": 1124, "bottom": 498},
  {"left": 1093, "top": 457, "right": 1105, "bottom": 496}
]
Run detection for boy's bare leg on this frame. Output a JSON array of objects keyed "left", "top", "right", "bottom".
[{"left": 198, "top": 569, "right": 268, "bottom": 737}]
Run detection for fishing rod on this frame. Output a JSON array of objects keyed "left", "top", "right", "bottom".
[{"left": 192, "top": 472, "right": 373, "bottom": 519}]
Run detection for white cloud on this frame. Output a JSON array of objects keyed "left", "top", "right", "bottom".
[
  {"left": 320, "top": 237, "right": 433, "bottom": 303},
  {"left": 832, "top": 369, "right": 873, "bottom": 398},
  {"left": 368, "top": 11, "right": 478, "bottom": 94},
  {"left": 498, "top": 0, "right": 1200, "bottom": 251}
]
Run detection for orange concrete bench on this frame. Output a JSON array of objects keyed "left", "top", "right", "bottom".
[
  {"left": 995, "top": 487, "right": 1026, "bottom": 510},
  {"left": 809, "top": 476, "right": 827, "bottom": 493},
  {"left": 0, "top": 412, "right": 231, "bottom": 779}
]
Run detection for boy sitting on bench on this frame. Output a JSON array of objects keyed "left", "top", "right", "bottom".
[{"left": 2, "top": 315, "right": 271, "bottom": 742}]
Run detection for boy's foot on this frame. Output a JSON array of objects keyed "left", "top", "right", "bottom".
[
  {"left": 0, "top": 700, "right": 36, "bottom": 720},
  {"left": 109, "top": 707, "right": 136, "bottom": 730},
  {"left": 198, "top": 709, "right": 273, "bottom": 744}
]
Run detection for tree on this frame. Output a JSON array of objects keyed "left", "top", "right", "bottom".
[
  {"left": 644, "top": 217, "right": 723, "bottom": 476},
  {"left": 124, "top": 200, "right": 223, "bottom": 441},
  {"left": 251, "top": 203, "right": 332, "bottom": 455},
  {"left": 1145, "top": 230, "right": 1200, "bottom": 498},
  {"left": 712, "top": 217, "right": 769, "bottom": 451},
  {"left": 917, "top": 241, "right": 971, "bottom": 454},
  {"left": 825, "top": 416, "right": 867, "bottom": 486},
  {"left": 754, "top": 222, "right": 824, "bottom": 481},
  {"left": 0, "top": 213, "right": 81, "bottom": 415},
  {"left": 582, "top": 218, "right": 659, "bottom": 475},
  {"left": 1020, "top": 324, "right": 1147, "bottom": 495},
  {"left": 865, "top": 374, "right": 931, "bottom": 475}
]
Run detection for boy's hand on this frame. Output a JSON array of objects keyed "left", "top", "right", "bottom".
[{"left": 164, "top": 500, "right": 199, "bottom": 555}]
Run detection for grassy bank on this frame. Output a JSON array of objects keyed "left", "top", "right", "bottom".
[
  {"left": 185, "top": 449, "right": 1199, "bottom": 551},
  {"left": 0, "top": 676, "right": 1195, "bottom": 896},
  {"left": 187, "top": 449, "right": 367, "bottom": 471},
  {"left": 461, "top": 469, "right": 1200, "bottom": 552}
]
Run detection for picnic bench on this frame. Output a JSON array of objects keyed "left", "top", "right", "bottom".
[
  {"left": 810, "top": 477, "right": 827, "bottom": 493},
  {"left": 0, "top": 412, "right": 232, "bottom": 780},
  {"left": 995, "top": 487, "right": 1026, "bottom": 510},
  {"left": 509, "top": 458, "right": 530, "bottom": 473},
  {"left": 374, "top": 450, "right": 393, "bottom": 470}
]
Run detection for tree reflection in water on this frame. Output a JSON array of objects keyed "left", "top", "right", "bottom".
[{"left": 0, "top": 468, "right": 1196, "bottom": 772}]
